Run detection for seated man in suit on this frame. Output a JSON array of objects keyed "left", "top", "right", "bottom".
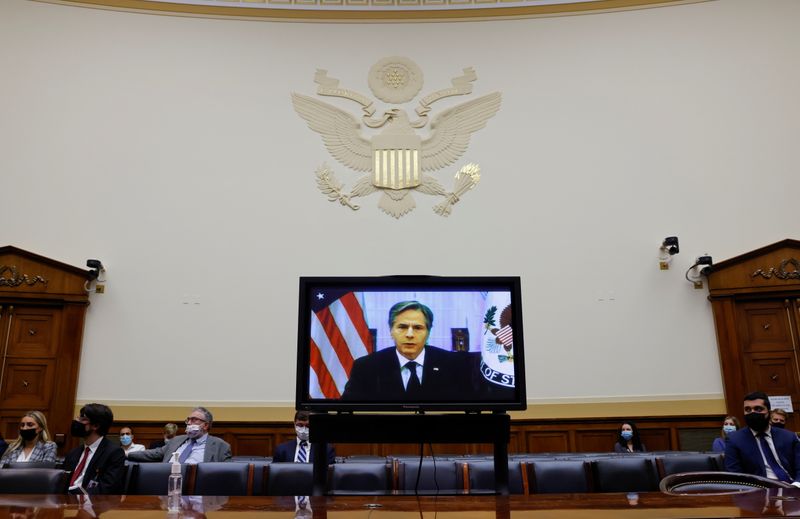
[
  {"left": 770, "top": 409, "right": 789, "bottom": 430},
  {"left": 127, "top": 407, "right": 231, "bottom": 463},
  {"left": 272, "top": 410, "right": 335, "bottom": 464},
  {"left": 64, "top": 403, "right": 126, "bottom": 494},
  {"left": 725, "top": 390, "right": 800, "bottom": 485},
  {"left": 341, "top": 300, "right": 471, "bottom": 401}
]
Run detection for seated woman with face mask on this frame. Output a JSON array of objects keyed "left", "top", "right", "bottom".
[
  {"left": 712, "top": 416, "right": 740, "bottom": 452},
  {"left": 0, "top": 410, "right": 57, "bottom": 466},
  {"left": 614, "top": 420, "right": 647, "bottom": 453}
]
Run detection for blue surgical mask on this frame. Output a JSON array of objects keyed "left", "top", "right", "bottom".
[
  {"left": 621, "top": 430, "right": 634, "bottom": 441},
  {"left": 120, "top": 434, "right": 133, "bottom": 446},
  {"left": 723, "top": 425, "right": 736, "bottom": 434}
]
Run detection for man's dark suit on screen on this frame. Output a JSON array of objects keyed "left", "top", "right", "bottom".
[
  {"left": 273, "top": 439, "right": 335, "bottom": 464},
  {"left": 341, "top": 346, "right": 470, "bottom": 401},
  {"left": 725, "top": 426, "right": 800, "bottom": 480},
  {"left": 64, "top": 437, "right": 126, "bottom": 494}
]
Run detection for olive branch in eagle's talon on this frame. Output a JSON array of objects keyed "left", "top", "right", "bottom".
[{"left": 315, "top": 164, "right": 359, "bottom": 210}]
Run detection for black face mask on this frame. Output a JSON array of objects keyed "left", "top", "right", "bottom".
[
  {"left": 19, "top": 428, "right": 38, "bottom": 441},
  {"left": 70, "top": 419, "right": 90, "bottom": 438},
  {"left": 771, "top": 422, "right": 786, "bottom": 429},
  {"left": 745, "top": 412, "right": 770, "bottom": 432}
]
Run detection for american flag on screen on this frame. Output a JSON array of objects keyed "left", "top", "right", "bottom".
[{"left": 309, "top": 290, "right": 373, "bottom": 398}]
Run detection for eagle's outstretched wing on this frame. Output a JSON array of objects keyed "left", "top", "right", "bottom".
[
  {"left": 291, "top": 93, "right": 373, "bottom": 172},
  {"left": 420, "top": 92, "right": 501, "bottom": 172}
]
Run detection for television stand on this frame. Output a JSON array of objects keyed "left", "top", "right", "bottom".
[{"left": 309, "top": 412, "right": 510, "bottom": 495}]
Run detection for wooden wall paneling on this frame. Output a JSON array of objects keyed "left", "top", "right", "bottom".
[
  {"left": 229, "top": 433, "right": 274, "bottom": 457},
  {"left": 638, "top": 428, "right": 670, "bottom": 451},
  {"left": 507, "top": 430, "right": 522, "bottom": 454},
  {"left": 109, "top": 415, "right": 726, "bottom": 458},
  {"left": 524, "top": 430, "right": 569, "bottom": 453},
  {"left": 575, "top": 430, "right": 618, "bottom": 453}
]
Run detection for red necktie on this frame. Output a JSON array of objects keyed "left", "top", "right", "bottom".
[{"left": 69, "top": 447, "right": 91, "bottom": 487}]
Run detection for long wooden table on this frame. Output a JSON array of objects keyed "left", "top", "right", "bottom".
[{"left": 3, "top": 490, "right": 800, "bottom": 518}]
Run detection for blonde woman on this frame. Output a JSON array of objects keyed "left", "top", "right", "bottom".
[
  {"left": 0, "top": 410, "right": 57, "bottom": 466},
  {"left": 712, "top": 415, "right": 740, "bottom": 452}
]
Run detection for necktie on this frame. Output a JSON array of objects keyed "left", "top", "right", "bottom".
[
  {"left": 405, "top": 361, "right": 421, "bottom": 396},
  {"left": 69, "top": 447, "right": 91, "bottom": 487},
  {"left": 758, "top": 432, "right": 793, "bottom": 482},
  {"left": 178, "top": 439, "right": 196, "bottom": 464},
  {"left": 296, "top": 440, "right": 308, "bottom": 463}
]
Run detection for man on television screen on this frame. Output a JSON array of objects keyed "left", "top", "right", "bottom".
[{"left": 341, "top": 300, "right": 472, "bottom": 401}]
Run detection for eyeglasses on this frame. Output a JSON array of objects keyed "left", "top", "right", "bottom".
[{"left": 185, "top": 417, "right": 207, "bottom": 425}]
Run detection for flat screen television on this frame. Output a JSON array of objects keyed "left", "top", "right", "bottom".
[{"left": 296, "top": 276, "right": 526, "bottom": 412}]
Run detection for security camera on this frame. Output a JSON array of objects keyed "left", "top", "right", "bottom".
[
  {"left": 696, "top": 255, "right": 713, "bottom": 266},
  {"left": 86, "top": 259, "right": 105, "bottom": 281},
  {"left": 662, "top": 237, "right": 679, "bottom": 255},
  {"left": 86, "top": 259, "right": 104, "bottom": 270}
]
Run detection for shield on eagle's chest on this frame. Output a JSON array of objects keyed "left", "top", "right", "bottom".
[{"left": 371, "top": 133, "right": 421, "bottom": 189}]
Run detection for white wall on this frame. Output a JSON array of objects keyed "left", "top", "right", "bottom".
[{"left": 1, "top": 0, "right": 798, "bottom": 410}]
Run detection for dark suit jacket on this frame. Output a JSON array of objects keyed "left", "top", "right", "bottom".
[
  {"left": 725, "top": 426, "right": 800, "bottom": 480},
  {"left": 64, "top": 437, "right": 126, "bottom": 495},
  {"left": 273, "top": 439, "right": 335, "bottom": 464},
  {"left": 341, "top": 346, "right": 471, "bottom": 401}
]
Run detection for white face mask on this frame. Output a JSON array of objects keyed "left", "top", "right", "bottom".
[
  {"left": 295, "top": 426, "right": 310, "bottom": 441},
  {"left": 186, "top": 424, "right": 203, "bottom": 439}
]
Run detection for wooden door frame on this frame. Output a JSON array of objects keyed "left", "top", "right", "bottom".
[
  {"left": 0, "top": 246, "right": 93, "bottom": 454},
  {"left": 706, "top": 239, "right": 800, "bottom": 427}
]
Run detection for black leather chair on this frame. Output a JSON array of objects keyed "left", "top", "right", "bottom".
[
  {"left": 396, "top": 460, "right": 462, "bottom": 494},
  {"left": 660, "top": 471, "right": 792, "bottom": 495},
  {"left": 529, "top": 460, "right": 592, "bottom": 494},
  {"left": 327, "top": 462, "right": 392, "bottom": 495},
  {"left": 230, "top": 456, "right": 272, "bottom": 463},
  {"left": 247, "top": 460, "right": 273, "bottom": 496},
  {"left": 0, "top": 468, "right": 68, "bottom": 494},
  {"left": 461, "top": 460, "right": 527, "bottom": 495},
  {"left": 127, "top": 462, "right": 194, "bottom": 495},
  {"left": 192, "top": 462, "right": 252, "bottom": 496},
  {"left": 591, "top": 457, "right": 659, "bottom": 493},
  {"left": 656, "top": 454, "right": 720, "bottom": 479},
  {"left": 264, "top": 463, "right": 314, "bottom": 496},
  {"left": 2, "top": 461, "right": 59, "bottom": 469},
  {"left": 343, "top": 455, "right": 389, "bottom": 463}
]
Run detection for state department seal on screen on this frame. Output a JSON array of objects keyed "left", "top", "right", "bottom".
[
  {"left": 291, "top": 56, "right": 501, "bottom": 219},
  {"left": 481, "top": 304, "right": 515, "bottom": 388}
]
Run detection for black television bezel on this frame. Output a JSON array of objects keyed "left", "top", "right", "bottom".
[{"left": 295, "top": 275, "right": 526, "bottom": 412}]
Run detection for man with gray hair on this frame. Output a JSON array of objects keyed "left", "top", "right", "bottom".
[{"left": 128, "top": 407, "right": 231, "bottom": 463}]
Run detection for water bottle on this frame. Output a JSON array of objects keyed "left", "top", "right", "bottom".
[{"left": 167, "top": 452, "right": 182, "bottom": 513}]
